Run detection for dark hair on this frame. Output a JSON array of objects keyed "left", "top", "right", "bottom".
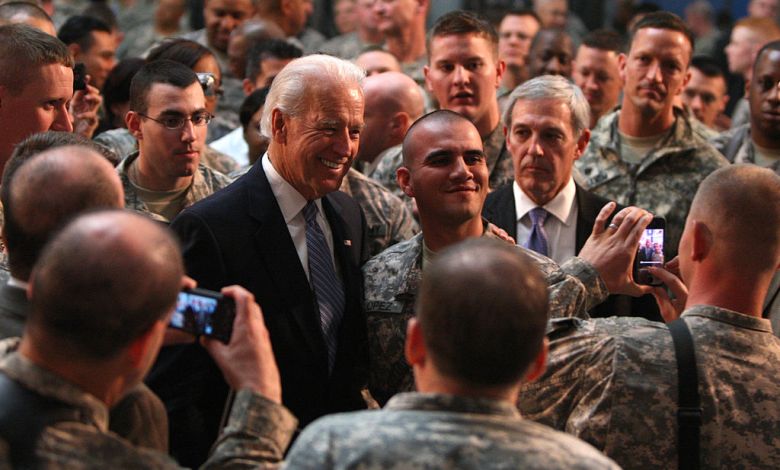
[
  {"left": 402, "top": 110, "right": 473, "bottom": 167},
  {"left": 129, "top": 60, "right": 199, "bottom": 114},
  {"left": 629, "top": 11, "right": 695, "bottom": 57},
  {"left": 417, "top": 238, "right": 549, "bottom": 387},
  {"left": 57, "top": 15, "right": 112, "bottom": 51},
  {"left": 498, "top": 8, "right": 541, "bottom": 26},
  {"left": 239, "top": 87, "right": 270, "bottom": 129},
  {"left": 582, "top": 29, "right": 625, "bottom": 54},
  {"left": 0, "top": 24, "right": 72, "bottom": 94},
  {"left": 428, "top": 10, "right": 498, "bottom": 59},
  {"left": 753, "top": 40, "right": 780, "bottom": 77},
  {"left": 29, "top": 211, "right": 183, "bottom": 359},
  {"left": 147, "top": 38, "right": 216, "bottom": 71},
  {"left": 82, "top": 1, "right": 118, "bottom": 31},
  {"left": 691, "top": 56, "right": 725, "bottom": 78},
  {"left": 245, "top": 39, "right": 302, "bottom": 82},
  {"left": 101, "top": 57, "right": 146, "bottom": 130},
  {"left": 0, "top": 1, "right": 52, "bottom": 22},
  {"left": 2, "top": 136, "right": 121, "bottom": 280}
]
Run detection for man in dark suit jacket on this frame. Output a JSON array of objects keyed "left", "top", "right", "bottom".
[
  {"left": 483, "top": 75, "right": 659, "bottom": 320},
  {"left": 155, "top": 55, "right": 369, "bottom": 467}
]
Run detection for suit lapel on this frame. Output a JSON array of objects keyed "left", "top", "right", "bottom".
[
  {"left": 575, "top": 184, "right": 604, "bottom": 252},
  {"left": 484, "top": 185, "right": 518, "bottom": 241}
]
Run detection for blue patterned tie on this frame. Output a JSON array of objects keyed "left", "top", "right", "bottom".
[
  {"left": 525, "top": 207, "right": 549, "bottom": 257},
  {"left": 303, "top": 201, "right": 344, "bottom": 372}
]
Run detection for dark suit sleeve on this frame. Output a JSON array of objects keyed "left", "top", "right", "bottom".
[{"left": 170, "top": 209, "right": 229, "bottom": 291}]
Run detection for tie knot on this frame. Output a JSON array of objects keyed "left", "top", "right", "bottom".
[
  {"left": 529, "top": 207, "right": 548, "bottom": 225},
  {"left": 303, "top": 201, "right": 319, "bottom": 224}
]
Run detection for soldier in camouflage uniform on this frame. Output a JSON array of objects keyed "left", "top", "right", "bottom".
[
  {"left": 520, "top": 165, "right": 780, "bottom": 469},
  {"left": 120, "top": 61, "right": 232, "bottom": 223},
  {"left": 365, "top": 110, "right": 652, "bottom": 405},
  {"left": 0, "top": 211, "right": 297, "bottom": 468},
  {"left": 576, "top": 13, "right": 728, "bottom": 258},
  {"left": 283, "top": 238, "right": 619, "bottom": 469}
]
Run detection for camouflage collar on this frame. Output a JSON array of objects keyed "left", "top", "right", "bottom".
[
  {"left": 386, "top": 392, "right": 520, "bottom": 418},
  {"left": 682, "top": 305, "right": 773, "bottom": 333}
]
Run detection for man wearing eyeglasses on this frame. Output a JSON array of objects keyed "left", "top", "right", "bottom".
[{"left": 120, "top": 60, "right": 232, "bottom": 223}]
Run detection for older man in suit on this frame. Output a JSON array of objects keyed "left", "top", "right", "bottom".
[
  {"left": 152, "top": 54, "right": 368, "bottom": 467},
  {"left": 483, "top": 75, "right": 658, "bottom": 319}
]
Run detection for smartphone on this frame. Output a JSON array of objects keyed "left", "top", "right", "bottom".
[
  {"left": 169, "top": 288, "right": 236, "bottom": 344},
  {"left": 633, "top": 217, "right": 666, "bottom": 286},
  {"left": 73, "top": 63, "right": 87, "bottom": 92}
]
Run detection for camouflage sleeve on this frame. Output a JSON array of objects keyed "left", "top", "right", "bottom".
[
  {"left": 109, "top": 383, "right": 168, "bottom": 452},
  {"left": 388, "top": 197, "right": 419, "bottom": 247},
  {"left": 202, "top": 389, "right": 298, "bottom": 470}
]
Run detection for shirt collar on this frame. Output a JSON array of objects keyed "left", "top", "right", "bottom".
[
  {"left": 263, "top": 153, "right": 324, "bottom": 222},
  {"left": 513, "top": 177, "right": 576, "bottom": 225},
  {"left": 385, "top": 392, "right": 520, "bottom": 418}
]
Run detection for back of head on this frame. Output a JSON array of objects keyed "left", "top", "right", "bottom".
[
  {"left": 245, "top": 38, "right": 302, "bottom": 83},
  {"left": 417, "top": 238, "right": 549, "bottom": 387},
  {"left": 362, "top": 71, "right": 424, "bottom": 120},
  {"left": 0, "top": 1, "right": 52, "bottom": 27},
  {"left": 239, "top": 86, "right": 270, "bottom": 129},
  {"left": 28, "top": 210, "right": 183, "bottom": 359},
  {"left": 629, "top": 11, "right": 695, "bottom": 57},
  {"left": 733, "top": 17, "right": 780, "bottom": 45},
  {"left": 56, "top": 15, "right": 111, "bottom": 49},
  {"left": 427, "top": 10, "right": 498, "bottom": 60},
  {"left": 691, "top": 55, "right": 725, "bottom": 79},
  {"left": 581, "top": 29, "right": 624, "bottom": 54},
  {"left": 0, "top": 24, "right": 72, "bottom": 94},
  {"left": 2, "top": 139, "right": 123, "bottom": 280},
  {"left": 129, "top": 60, "right": 199, "bottom": 114},
  {"left": 147, "top": 38, "right": 213, "bottom": 70},
  {"left": 691, "top": 165, "right": 780, "bottom": 275},
  {"left": 260, "top": 54, "right": 364, "bottom": 138},
  {"left": 502, "top": 74, "right": 590, "bottom": 136}
]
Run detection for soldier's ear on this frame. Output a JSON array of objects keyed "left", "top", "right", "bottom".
[
  {"left": 523, "top": 338, "right": 548, "bottom": 383},
  {"left": 126, "top": 111, "right": 143, "bottom": 140},
  {"left": 397, "top": 166, "right": 414, "bottom": 198},
  {"left": 404, "top": 318, "right": 426, "bottom": 367}
]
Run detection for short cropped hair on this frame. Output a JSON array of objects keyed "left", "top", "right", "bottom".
[
  {"left": 417, "top": 238, "right": 549, "bottom": 387},
  {"left": 503, "top": 75, "right": 590, "bottom": 136},
  {"left": 402, "top": 109, "right": 474, "bottom": 167},
  {"left": 427, "top": 10, "right": 498, "bottom": 60},
  {"left": 0, "top": 24, "right": 72, "bottom": 94},
  {"left": 129, "top": 60, "right": 199, "bottom": 115},
  {"left": 690, "top": 56, "right": 725, "bottom": 79},
  {"left": 629, "top": 11, "right": 695, "bottom": 58},
  {"left": 28, "top": 211, "right": 183, "bottom": 358},
  {"left": 260, "top": 54, "right": 364, "bottom": 138},
  {"left": 582, "top": 29, "right": 625, "bottom": 54},
  {"left": 498, "top": 8, "right": 541, "bottom": 26},
  {"left": 245, "top": 38, "right": 302, "bottom": 82},
  {"left": 57, "top": 15, "right": 112, "bottom": 51},
  {"left": 240, "top": 87, "right": 270, "bottom": 129},
  {"left": 754, "top": 40, "right": 780, "bottom": 77},
  {"left": 0, "top": 1, "right": 51, "bottom": 23},
  {"left": 147, "top": 38, "right": 216, "bottom": 72}
]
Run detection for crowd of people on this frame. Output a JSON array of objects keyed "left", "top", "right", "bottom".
[{"left": 0, "top": 0, "right": 778, "bottom": 468}]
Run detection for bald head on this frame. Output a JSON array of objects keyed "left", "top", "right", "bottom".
[
  {"left": 402, "top": 110, "right": 476, "bottom": 167},
  {"left": 355, "top": 48, "right": 401, "bottom": 76},
  {"left": 358, "top": 72, "right": 424, "bottom": 162},
  {"left": 0, "top": 2, "right": 55, "bottom": 35},
  {"left": 3, "top": 145, "right": 123, "bottom": 280},
  {"left": 28, "top": 210, "right": 183, "bottom": 359},
  {"left": 688, "top": 165, "right": 780, "bottom": 275},
  {"left": 418, "top": 238, "right": 548, "bottom": 387}
]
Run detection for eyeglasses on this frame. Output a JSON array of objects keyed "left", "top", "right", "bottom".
[{"left": 138, "top": 111, "right": 213, "bottom": 130}]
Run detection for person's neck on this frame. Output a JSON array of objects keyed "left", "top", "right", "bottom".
[
  {"left": 134, "top": 153, "right": 193, "bottom": 191},
  {"left": 501, "top": 65, "right": 526, "bottom": 91},
  {"left": 618, "top": 100, "right": 674, "bottom": 137},
  {"left": 684, "top": 268, "right": 771, "bottom": 318},
  {"left": 749, "top": 123, "right": 780, "bottom": 149},
  {"left": 358, "top": 26, "right": 383, "bottom": 45},
  {"left": 419, "top": 216, "right": 484, "bottom": 252},
  {"left": 474, "top": 107, "right": 500, "bottom": 138},
  {"left": 18, "top": 337, "right": 129, "bottom": 407},
  {"left": 415, "top": 367, "right": 519, "bottom": 404},
  {"left": 385, "top": 27, "right": 426, "bottom": 63},
  {"left": 155, "top": 21, "right": 179, "bottom": 36}
]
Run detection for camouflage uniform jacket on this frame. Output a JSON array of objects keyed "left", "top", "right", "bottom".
[
  {"left": 319, "top": 32, "right": 373, "bottom": 60},
  {"left": 575, "top": 108, "right": 728, "bottom": 258},
  {"left": 283, "top": 392, "right": 620, "bottom": 469},
  {"left": 370, "top": 144, "right": 405, "bottom": 198},
  {"left": 483, "top": 122, "right": 515, "bottom": 190},
  {"left": 710, "top": 124, "right": 780, "bottom": 174},
  {"left": 519, "top": 305, "right": 780, "bottom": 469},
  {"left": 117, "top": 152, "right": 232, "bottom": 223},
  {"left": 363, "top": 226, "right": 608, "bottom": 405},
  {"left": 0, "top": 340, "right": 296, "bottom": 469},
  {"left": 340, "top": 168, "right": 418, "bottom": 257}
]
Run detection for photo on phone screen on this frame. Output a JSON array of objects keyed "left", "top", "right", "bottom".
[
  {"left": 634, "top": 217, "right": 665, "bottom": 286},
  {"left": 169, "top": 289, "right": 235, "bottom": 343}
]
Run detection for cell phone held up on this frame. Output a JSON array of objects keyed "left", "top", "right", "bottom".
[
  {"left": 169, "top": 288, "right": 236, "bottom": 344},
  {"left": 633, "top": 216, "right": 666, "bottom": 286},
  {"left": 73, "top": 63, "right": 87, "bottom": 92}
]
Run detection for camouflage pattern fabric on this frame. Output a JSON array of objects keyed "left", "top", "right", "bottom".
[
  {"left": 575, "top": 108, "right": 728, "bottom": 258},
  {"left": 710, "top": 124, "right": 780, "bottom": 174},
  {"left": 519, "top": 305, "right": 780, "bottom": 469},
  {"left": 363, "top": 224, "right": 607, "bottom": 405},
  {"left": 202, "top": 146, "right": 240, "bottom": 174},
  {"left": 319, "top": 32, "right": 372, "bottom": 60},
  {"left": 283, "top": 392, "right": 620, "bottom": 469},
  {"left": 117, "top": 152, "right": 232, "bottom": 223},
  {"left": 483, "top": 123, "right": 514, "bottom": 190}
]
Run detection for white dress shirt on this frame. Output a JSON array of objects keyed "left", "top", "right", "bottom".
[
  {"left": 263, "top": 153, "right": 338, "bottom": 282},
  {"left": 513, "top": 177, "right": 578, "bottom": 265},
  {"left": 210, "top": 127, "right": 250, "bottom": 167}
]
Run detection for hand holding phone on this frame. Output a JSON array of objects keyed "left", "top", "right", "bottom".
[{"left": 633, "top": 217, "right": 666, "bottom": 286}]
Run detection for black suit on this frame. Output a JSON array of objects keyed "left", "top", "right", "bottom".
[
  {"left": 149, "top": 163, "right": 369, "bottom": 466},
  {"left": 0, "top": 283, "right": 28, "bottom": 340},
  {"left": 483, "top": 183, "right": 660, "bottom": 320}
]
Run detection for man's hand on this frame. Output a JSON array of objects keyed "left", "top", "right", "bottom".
[
  {"left": 202, "top": 285, "right": 282, "bottom": 404},
  {"left": 646, "top": 265, "right": 688, "bottom": 322},
  {"left": 578, "top": 202, "right": 654, "bottom": 297},
  {"left": 70, "top": 77, "right": 102, "bottom": 139}
]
